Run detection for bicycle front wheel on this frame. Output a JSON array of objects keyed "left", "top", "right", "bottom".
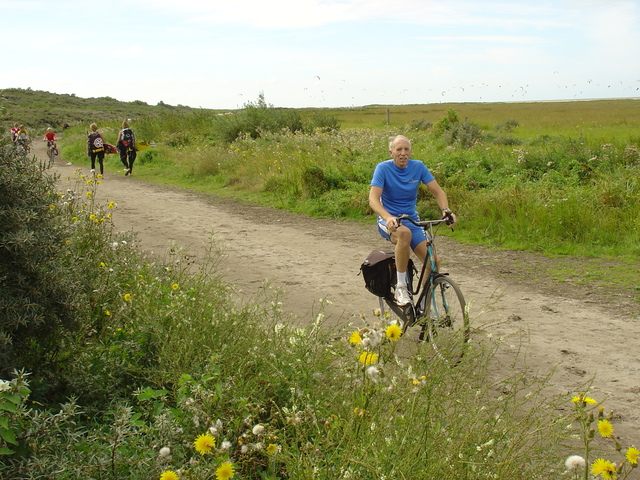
[
  {"left": 49, "top": 147, "right": 55, "bottom": 166},
  {"left": 423, "top": 275, "right": 469, "bottom": 365}
]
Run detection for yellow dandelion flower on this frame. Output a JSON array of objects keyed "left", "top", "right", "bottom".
[
  {"left": 107, "top": 213, "right": 112, "bottom": 219},
  {"left": 100, "top": 262, "right": 106, "bottom": 267},
  {"left": 591, "top": 458, "right": 617, "bottom": 480},
  {"left": 160, "top": 471, "right": 179, "bottom": 480},
  {"left": 349, "top": 331, "right": 361, "bottom": 345},
  {"left": 266, "top": 443, "right": 278, "bottom": 455},
  {"left": 72, "top": 216, "right": 78, "bottom": 222},
  {"left": 626, "top": 446, "right": 639, "bottom": 465},
  {"left": 86, "top": 180, "right": 93, "bottom": 185},
  {"left": 572, "top": 394, "right": 597, "bottom": 405},
  {"left": 86, "top": 192, "right": 92, "bottom": 197},
  {"left": 598, "top": 419, "right": 614, "bottom": 438},
  {"left": 194, "top": 433, "right": 216, "bottom": 455},
  {"left": 123, "top": 293, "right": 132, "bottom": 302},
  {"left": 104, "top": 310, "right": 111, "bottom": 316},
  {"left": 97, "top": 174, "right": 103, "bottom": 179},
  {"left": 89, "top": 214, "right": 96, "bottom": 220},
  {"left": 97, "top": 180, "right": 102, "bottom": 184},
  {"left": 215, "top": 461, "right": 235, "bottom": 480},
  {"left": 385, "top": 324, "right": 402, "bottom": 341},
  {"left": 108, "top": 201, "right": 116, "bottom": 208},
  {"left": 358, "top": 351, "right": 378, "bottom": 366},
  {"left": 49, "top": 204, "right": 56, "bottom": 210},
  {"left": 171, "top": 283, "right": 179, "bottom": 290}
]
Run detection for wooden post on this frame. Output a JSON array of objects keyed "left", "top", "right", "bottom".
[{"left": 386, "top": 108, "right": 390, "bottom": 124}]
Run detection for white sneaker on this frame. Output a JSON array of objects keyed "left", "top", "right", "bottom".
[{"left": 394, "top": 284, "right": 413, "bottom": 306}]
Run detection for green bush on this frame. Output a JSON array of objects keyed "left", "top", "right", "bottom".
[
  {"left": 0, "top": 140, "right": 79, "bottom": 383},
  {"left": 213, "top": 93, "right": 305, "bottom": 142}
]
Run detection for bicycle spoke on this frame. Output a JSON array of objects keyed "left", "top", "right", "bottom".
[{"left": 425, "top": 276, "right": 469, "bottom": 365}]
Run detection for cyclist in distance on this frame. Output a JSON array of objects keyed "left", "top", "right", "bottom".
[
  {"left": 10, "top": 123, "right": 19, "bottom": 143},
  {"left": 369, "top": 135, "right": 457, "bottom": 307},
  {"left": 43, "top": 127, "right": 58, "bottom": 154},
  {"left": 15, "top": 125, "right": 29, "bottom": 150}
]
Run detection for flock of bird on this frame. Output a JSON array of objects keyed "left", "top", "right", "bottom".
[{"left": 274, "top": 74, "right": 640, "bottom": 106}]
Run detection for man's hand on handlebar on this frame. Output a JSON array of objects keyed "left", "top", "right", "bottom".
[{"left": 385, "top": 216, "right": 400, "bottom": 233}]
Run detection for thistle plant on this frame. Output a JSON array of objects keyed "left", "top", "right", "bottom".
[{"left": 565, "top": 393, "right": 639, "bottom": 480}]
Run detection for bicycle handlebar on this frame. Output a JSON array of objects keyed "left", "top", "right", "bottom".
[{"left": 397, "top": 213, "right": 454, "bottom": 229}]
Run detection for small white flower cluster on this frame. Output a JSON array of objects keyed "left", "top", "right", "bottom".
[
  {"left": 366, "top": 366, "right": 380, "bottom": 383},
  {"left": 564, "top": 455, "right": 585, "bottom": 470},
  {"left": 0, "top": 379, "right": 12, "bottom": 392},
  {"left": 359, "top": 327, "right": 382, "bottom": 349}
]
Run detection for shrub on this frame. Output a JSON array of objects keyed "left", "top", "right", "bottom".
[
  {"left": 308, "top": 113, "right": 341, "bottom": 133},
  {"left": 214, "top": 93, "right": 305, "bottom": 142},
  {"left": 0, "top": 141, "right": 79, "bottom": 382},
  {"left": 410, "top": 118, "right": 433, "bottom": 131},
  {"left": 432, "top": 109, "right": 483, "bottom": 147}
]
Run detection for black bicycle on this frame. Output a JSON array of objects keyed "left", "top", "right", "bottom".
[{"left": 369, "top": 214, "right": 470, "bottom": 364}]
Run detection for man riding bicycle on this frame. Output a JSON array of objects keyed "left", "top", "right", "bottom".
[{"left": 368, "top": 135, "right": 457, "bottom": 307}]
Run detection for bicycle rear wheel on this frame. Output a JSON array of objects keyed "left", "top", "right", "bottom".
[{"left": 423, "top": 275, "right": 469, "bottom": 365}]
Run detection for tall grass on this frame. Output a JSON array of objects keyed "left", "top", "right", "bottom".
[{"left": 65, "top": 120, "right": 638, "bottom": 258}]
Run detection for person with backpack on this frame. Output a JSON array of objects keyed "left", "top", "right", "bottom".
[
  {"left": 116, "top": 120, "right": 136, "bottom": 176},
  {"left": 368, "top": 135, "right": 457, "bottom": 306},
  {"left": 87, "top": 123, "right": 106, "bottom": 175}
]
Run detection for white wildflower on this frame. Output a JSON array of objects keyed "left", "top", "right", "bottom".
[
  {"left": 366, "top": 366, "right": 380, "bottom": 383},
  {"left": 158, "top": 447, "right": 171, "bottom": 458},
  {"left": 565, "top": 455, "right": 585, "bottom": 470},
  {"left": 252, "top": 424, "right": 265, "bottom": 435}
]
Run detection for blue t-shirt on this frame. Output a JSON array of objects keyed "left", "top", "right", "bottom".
[{"left": 370, "top": 159, "right": 435, "bottom": 217}]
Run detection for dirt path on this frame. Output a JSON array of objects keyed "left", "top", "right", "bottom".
[{"left": 41, "top": 143, "right": 639, "bottom": 448}]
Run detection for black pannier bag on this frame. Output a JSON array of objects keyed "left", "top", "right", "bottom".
[{"left": 360, "top": 250, "right": 414, "bottom": 298}]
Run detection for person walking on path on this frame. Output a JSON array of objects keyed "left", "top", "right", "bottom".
[
  {"left": 87, "top": 123, "right": 106, "bottom": 175},
  {"left": 368, "top": 134, "right": 457, "bottom": 306},
  {"left": 116, "top": 120, "right": 137, "bottom": 176}
]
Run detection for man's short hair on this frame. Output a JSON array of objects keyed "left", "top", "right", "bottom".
[{"left": 388, "top": 135, "right": 411, "bottom": 150}]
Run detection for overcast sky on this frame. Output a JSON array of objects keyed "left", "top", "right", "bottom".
[{"left": 2, "top": 0, "right": 639, "bottom": 109}]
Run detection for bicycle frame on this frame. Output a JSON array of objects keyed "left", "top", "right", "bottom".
[
  {"left": 379, "top": 216, "right": 449, "bottom": 321},
  {"left": 375, "top": 214, "right": 469, "bottom": 363}
]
